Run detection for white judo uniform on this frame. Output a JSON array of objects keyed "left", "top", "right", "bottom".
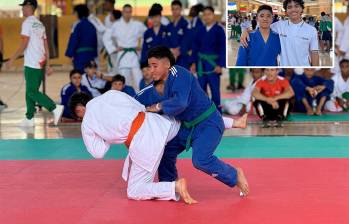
[
  {"left": 108, "top": 18, "right": 146, "bottom": 89},
  {"left": 222, "top": 80, "right": 257, "bottom": 115},
  {"left": 339, "top": 16, "right": 349, "bottom": 60},
  {"left": 88, "top": 14, "right": 106, "bottom": 66},
  {"left": 325, "top": 74, "right": 349, "bottom": 112},
  {"left": 82, "top": 90, "right": 181, "bottom": 201}
]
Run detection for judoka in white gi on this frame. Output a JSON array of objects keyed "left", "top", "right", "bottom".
[
  {"left": 107, "top": 4, "right": 146, "bottom": 89},
  {"left": 223, "top": 69, "right": 263, "bottom": 115},
  {"left": 70, "top": 90, "right": 247, "bottom": 204},
  {"left": 325, "top": 59, "right": 349, "bottom": 112}
]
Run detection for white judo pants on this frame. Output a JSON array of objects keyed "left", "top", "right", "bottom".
[
  {"left": 119, "top": 67, "right": 142, "bottom": 91},
  {"left": 126, "top": 151, "right": 178, "bottom": 201}
]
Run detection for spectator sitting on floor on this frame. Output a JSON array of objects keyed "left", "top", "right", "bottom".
[
  {"left": 139, "top": 62, "right": 153, "bottom": 90},
  {"left": 81, "top": 61, "right": 112, "bottom": 98},
  {"left": 111, "top": 74, "right": 136, "bottom": 97},
  {"left": 291, "top": 68, "right": 334, "bottom": 115},
  {"left": 325, "top": 59, "right": 349, "bottom": 112},
  {"left": 61, "top": 69, "right": 92, "bottom": 119},
  {"left": 223, "top": 68, "right": 263, "bottom": 115},
  {"left": 278, "top": 68, "right": 296, "bottom": 81},
  {"left": 252, "top": 68, "right": 294, "bottom": 127}
]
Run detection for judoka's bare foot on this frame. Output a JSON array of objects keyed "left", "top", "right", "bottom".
[
  {"left": 236, "top": 168, "right": 249, "bottom": 196},
  {"left": 315, "top": 109, "right": 322, "bottom": 116},
  {"left": 306, "top": 108, "right": 314, "bottom": 115},
  {"left": 233, "top": 113, "right": 248, "bottom": 129},
  {"left": 175, "top": 178, "right": 198, "bottom": 205}
]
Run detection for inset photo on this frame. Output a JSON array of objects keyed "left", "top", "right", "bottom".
[{"left": 226, "top": 0, "right": 334, "bottom": 67}]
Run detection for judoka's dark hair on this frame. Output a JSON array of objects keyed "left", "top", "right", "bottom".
[
  {"left": 151, "top": 3, "right": 163, "bottom": 12},
  {"left": 112, "top": 9, "right": 122, "bottom": 20},
  {"left": 283, "top": 0, "right": 304, "bottom": 11},
  {"left": 140, "top": 61, "right": 149, "bottom": 69},
  {"left": 148, "top": 7, "right": 162, "bottom": 17},
  {"left": 69, "top": 69, "right": 82, "bottom": 78},
  {"left": 257, "top": 5, "right": 273, "bottom": 15},
  {"left": 111, "top": 74, "right": 126, "bottom": 84},
  {"left": 84, "top": 61, "right": 98, "bottom": 69},
  {"left": 123, "top": 4, "right": 132, "bottom": 9},
  {"left": 203, "top": 6, "right": 214, "bottom": 13},
  {"left": 171, "top": 0, "right": 182, "bottom": 8},
  {"left": 147, "top": 46, "right": 176, "bottom": 67},
  {"left": 340, "top": 59, "right": 349, "bottom": 66},
  {"left": 105, "top": 0, "right": 115, "bottom": 4},
  {"left": 74, "top": 4, "right": 90, "bottom": 19},
  {"left": 321, "top": 12, "right": 326, "bottom": 16},
  {"left": 189, "top": 4, "right": 204, "bottom": 17},
  {"left": 69, "top": 92, "right": 92, "bottom": 118}
]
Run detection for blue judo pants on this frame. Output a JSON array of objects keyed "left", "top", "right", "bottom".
[
  {"left": 291, "top": 79, "right": 331, "bottom": 112},
  {"left": 158, "top": 110, "right": 237, "bottom": 187},
  {"left": 198, "top": 74, "right": 222, "bottom": 113}
]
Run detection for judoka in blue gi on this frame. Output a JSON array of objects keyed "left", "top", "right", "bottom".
[
  {"left": 190, "top": 6, "right": 226, "bottom": 112},
  {"left": 291, "top": 68, "right": 334, "bottom": 115},
  {"left": 65, "top": 4, "right": 97, "bottom": 72},
  {"left": 140, "top": 7, "right": 169, "bottom": 65},
  {"left": 166, "top": 0, "right": 191, "bottom": 69},
  {"left": 184, "top": 4, "right": 204, "bottom": 59},
  {"left": 235, "top": 5, "right": 281, "bottom": 66},
  {"left": 140, "top": 46, "right": 250, "bottom": 196},
  {"left": 60, "top": 69, "right": 91, "bottom": 119}
]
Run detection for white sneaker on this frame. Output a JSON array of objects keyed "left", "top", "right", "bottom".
[
  {"left": 18, "top": 118, "right": 35, "bottom": 127},
  {"left": 52, "top": 105, "right": 64, "bottom": 126}
]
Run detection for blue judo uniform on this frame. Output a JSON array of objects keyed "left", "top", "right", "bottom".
[
  {"left": 191, "top": 23, "right": 226, "bottom": 112},
  {"left": 141, "top": 25, "right": 169, "bottom": 64},
  {"left": 136, "top": 65, "right": 238, "bottom": 187},
  {"left": 167, "top": 17, "right": 191, "bottom": 69},
  {"left": 60, "top": 83, "right": 91, "bottom": 118},
  {"left": 236, "top": 29, "right": 281, "bottom": 66},
  {"left": 65, "top": 18, "right": 97, "bottom": 72},
  {"left": 122, "top": 85, "right": 136, "bottom": 97},
  {"left": 291, "top": 74, "right": 334, "bottom": 112}
]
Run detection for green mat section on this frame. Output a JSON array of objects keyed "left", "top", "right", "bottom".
[
  {"left": 287, "top": 113, "right": 349, "bottom": 122},
  {"left": 0, "top": 136, "right": 348, "bottom": 160}
]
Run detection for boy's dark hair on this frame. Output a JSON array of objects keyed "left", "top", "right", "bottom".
[
  {"left": 320, "top": 12, "right": 326, "bottom": 16},
  {"left": 340, "top": 59, "right": 349, "bottom": 66},
  {"left": 283, "top": 0, "right": 304, "bottom": 11},
  {"left": 69, "top": 92, "right": 92, "bottom": 118},
  {"left": 74, "top": 4, "right": 90, "bottom": 19},
  {"left": 203, "top": 6, "right": 214, "bottom": 13},
  {"left": 257, "top": 5, "right": 273, "bottom": 15},
  {"left": 189, "top": 3, "right": 204, "bottom": 17},
  {"left": 112, "top": 9, "right": 122, "bottom": 20},
  {"left": 69, "top": 69, "right": 82, "bottom": 78},
  {"left": 105, "top": 0, "right": 115, "bottom": 4},
  {"left": 140, "top": 61, "right": 149, "bottom": 69},
  {"left": 84, "top": 60, "right": 98, "bottom": 69},
  {"left": 148, "top": 7, "right": 162, "bottom": 17},
  {"left": 123, "top": 4, "right": 132, "bottom": 9},
  {"left": 111, "top": 74, "right": 126, "bottom": 84},
  {"left": 147, "top": 46, "right": 176, "bottom": 67},
  {"left": 171, "top": 0, "right": 182, "bottom": 8},
  {"left": 151, "top": 3, "right": 163, "bottom": 12}
]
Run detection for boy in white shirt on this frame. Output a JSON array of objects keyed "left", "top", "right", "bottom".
[{"left": 5, "top": 0, "right": 63, "bottom": 127}]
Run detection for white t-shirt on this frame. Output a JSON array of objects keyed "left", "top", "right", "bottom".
[
  {"left": 21, "top": 16, "right": 47, "bottom": 69},
  {"left": 331, "top": 73, "right": 349, "bottom": 98},
  {"left": 271, "top": 20, "right": 319, "bottom": 66}
]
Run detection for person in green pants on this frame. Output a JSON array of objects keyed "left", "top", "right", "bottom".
[
  {"left": 5, "top": 0, "right": 63, "bottom": 127},
  {"left": 227, "top": 68, "right": 245, "bottom": 91}
]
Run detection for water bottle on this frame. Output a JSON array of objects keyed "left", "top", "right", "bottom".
[{"left": 312, "top": 99, "right": 317, "bottom": 112}]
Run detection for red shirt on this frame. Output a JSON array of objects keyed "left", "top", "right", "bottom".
[{"left": 255, "top": 76, "right": 290, "bottom": 97}]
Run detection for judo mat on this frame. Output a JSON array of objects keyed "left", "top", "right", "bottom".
[{"left": 0, "top": 137, "right": 348, "bottom": 224}]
